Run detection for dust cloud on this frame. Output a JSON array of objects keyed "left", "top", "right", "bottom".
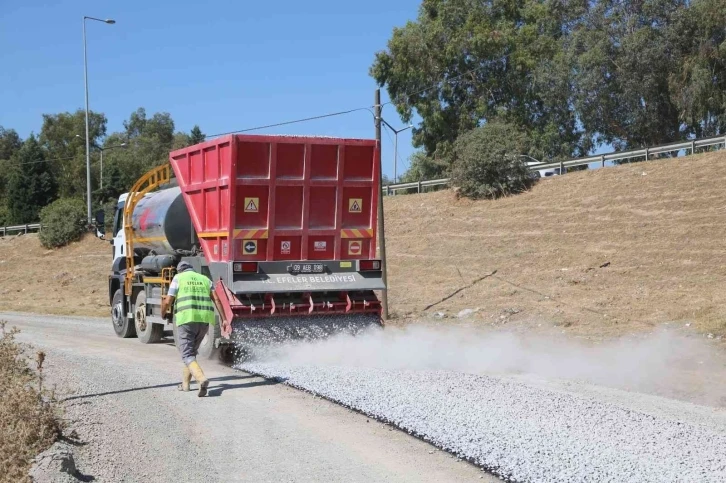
[{"left": 251, "top": 324, "right": 726, "bottom": 407}]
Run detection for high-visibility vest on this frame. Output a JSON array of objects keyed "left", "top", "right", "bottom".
[{"left": 174, "top": 271, "right": 216, "bottom": 326}]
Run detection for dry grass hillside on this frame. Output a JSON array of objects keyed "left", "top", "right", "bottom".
[
  {"left": 0, "top": 234, "right": 108, "bottom": 317},
  {"left": 385, "top": 151, "right": 726, "bottom": 340},
  {"left": 1, "top": 151, "right": 726, "bottom": 340}
]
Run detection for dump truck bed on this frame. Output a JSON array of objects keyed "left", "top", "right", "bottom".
[
  {"left": 169, "top": 134, "right": 380, "bottom": 263},
  {"left": 169, "top": 134, "right": 384, "bottom": 339}
]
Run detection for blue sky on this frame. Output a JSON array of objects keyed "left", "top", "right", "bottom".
[{"left": 0, "top": 0, "right": 421, "bottom": 180}]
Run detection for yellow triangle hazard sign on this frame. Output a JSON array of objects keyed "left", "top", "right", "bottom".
[
  {"left": 349, "top": 198, "right": 362, "bottom": 213},
  {"left": 244, "top": 197, "right": 259, "bottom": 213}
]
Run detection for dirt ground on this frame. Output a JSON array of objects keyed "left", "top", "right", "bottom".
[{"left": 1, "top": 151, "right": 726, "bottom": 340}]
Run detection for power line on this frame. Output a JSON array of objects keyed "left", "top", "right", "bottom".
[
  {"left": 4, "top": 154, "right": 78, "bottom": 168},
  {"left": 5, "top": 106, "right": 379, "bottom": 169},
  {"left": 204, "top": 107, "right": 376, "bottom": 139}
]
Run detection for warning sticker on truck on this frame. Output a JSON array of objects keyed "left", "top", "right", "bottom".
[
  {"left": 348, "top": 240, "right": 362, "bottom": 255},
  {"left": 244, "top": 197, "right": 259, "bottom": 212},
  {"left": 243, "top": 240, "right": 257, "bottom": 255},
  {"left": 280, "top": 240, "right": 291, "bottom": 254},
  {"left": 348, "top": 198, "right": 362, "bottom": 213},
  {"left": 314, "top": 241, "right": 327, "bottom": 251}
]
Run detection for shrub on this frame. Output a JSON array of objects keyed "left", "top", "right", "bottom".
[
  {"left": 0, "top": 322, "right": 61, "bottom": 482},
  {"left": 450, "top": 121, "right": 536, "bottom": 199},
  {"left": 38, "top": 198, "right": 87, "bottom": 249},
  {"left": 0, "top": 204, "right": 9, "bottom": 227}
]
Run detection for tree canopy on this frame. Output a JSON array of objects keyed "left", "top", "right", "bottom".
[
  {"left": 0, "top": 109, "right": 205, "bottom": 223},
  {"left": 6, "top": 135, "right": 58, "bottom": 224},
  {"left": 372, "top": 0, "right": 726, "bottom": 180}
]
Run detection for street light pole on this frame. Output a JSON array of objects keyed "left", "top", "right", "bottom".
[
  {"left": 83, "top": 15, "right": 115, "bottom": 225},
  {"left": 393, "top": 131, "right": 398, "bottom": 183},
  {"left": 380, "top": 119, "right": 413, "bottom": 183},
  {"left": 76, "top": 134, "right": 125, "bottom": 192}
]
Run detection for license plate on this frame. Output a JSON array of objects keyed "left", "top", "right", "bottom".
[{"left": 288, "top": 263, "right": 325, "bottom": 274}]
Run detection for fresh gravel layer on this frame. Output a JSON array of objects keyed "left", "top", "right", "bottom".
[
  {"left": 240, "top": 363, "right": 726, "bottom": 483},
  {"left": 232, "top": 313, "right": 381, "bottom": 348}
]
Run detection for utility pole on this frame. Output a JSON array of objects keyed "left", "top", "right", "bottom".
[{"left": 375, "top": 89, "right": 389, "bottom": 319}]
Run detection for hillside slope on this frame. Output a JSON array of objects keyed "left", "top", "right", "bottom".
[
  {"left": 1, "top": 151, "right": 725, "bottom": 339},
  {"left": 386, "top": 151, "right": 726, "bottom": 339},
  {"left": 0, "top": 234, "right": 108, "bottom": 316}
]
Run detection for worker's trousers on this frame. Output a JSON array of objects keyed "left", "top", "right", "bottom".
[{"left": 176, "top": 322, "right": 210, "bottom": 365}]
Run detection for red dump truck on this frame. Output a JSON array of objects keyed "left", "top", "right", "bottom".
[{"left": 108, "top": 134, "right": 384, "bottom": 358}]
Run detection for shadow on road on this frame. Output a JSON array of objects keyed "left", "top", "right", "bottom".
[
  {"left": 207, "top": 377, "right": 280, "bottom": 397},
  {"left": 61, "top": 374, "right": 266, "bottom": 401}
]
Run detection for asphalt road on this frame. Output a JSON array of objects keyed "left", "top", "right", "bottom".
[{"left": 3, "top": 312, "right": 492, "bottom": 483}]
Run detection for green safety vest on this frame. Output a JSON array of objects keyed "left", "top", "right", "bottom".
[{"left": 174, "top": 271, "right": 216, "bottom": 326}]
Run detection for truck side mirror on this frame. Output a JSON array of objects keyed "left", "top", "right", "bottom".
[{"left": 95, "top": 209, "right": 105, "bottom": 229}]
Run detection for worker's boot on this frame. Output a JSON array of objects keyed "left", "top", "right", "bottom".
[
  {"left": 188, "top": 361, "right": 209, "bottom": 397},
  {"left": 178, "top": 366, "right": 192, "bottom": 392}
]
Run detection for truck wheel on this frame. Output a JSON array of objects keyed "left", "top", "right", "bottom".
[
  {"left": 197, "top": 322, "right": 221, "bottom": 360},
  {"left": 134, "top": 291, "right": 163, "bottom": 344},
  {"left": 111, "top": 289, "right": 136, "bottom": 338}
]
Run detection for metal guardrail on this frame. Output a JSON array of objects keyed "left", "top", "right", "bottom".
[
  {"left": 384, "top": 178, "right": 450, "bottom": 194},
  {"left": 383, "top": 134, "right": 726, "bottom": 194},
  {"left": 0, "top": 223, "right": 42, "bottom": 237}
]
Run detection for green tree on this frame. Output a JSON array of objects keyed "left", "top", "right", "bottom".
[
  {"left": 39, "top": 109, "right": 107, "bottom": 198},
  {"left": 38, "top": 198, "right": 87, "bottom": 248},
  {"left": 449, "top": 121, "right": 534, "bottom": 199},
  {"left": 5, "top": 136, "right": 58, "bottom": 223},
  {"left": 189, "top": 125, "right": 205, "bottom": 144},
  {"left": 371, "top": 0, "right": 587, "bottom": 163},
  {"left": 399, "top": 151, "right": 449, "bottom": 182},
  {"left": 101, "top": 108, "right": 178, "bottom": 200},
  {"left": 668, "top": 0, "right": 726, "bottom": 138},
  {"left": 171, "top": 125, "right": 206, "bottom": 150},
  {"left": 0, "top": 127, "right": 23, "bottom": 205},
  {"left": 569, "top": 0, "right": 686, "bottom": 151},
  {"left": 172, "top": 132, "right": 192, "bottom": 150},
  {"left": 0, "top": 127, "right": 22, "bottom": 161}
]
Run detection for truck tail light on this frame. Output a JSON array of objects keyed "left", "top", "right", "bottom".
[
  {"left": 359, "top": 260, "right": 381, "bottom": 271},
  {"left": 233, "top": 262, "right": 258, "bottom": 273}
]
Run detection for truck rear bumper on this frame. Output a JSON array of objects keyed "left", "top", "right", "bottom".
[{"left": 209, "top": 260, "right": 385, "bottom": 294}]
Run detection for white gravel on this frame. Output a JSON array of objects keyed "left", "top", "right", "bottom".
[{"left": 241, "top": 354, "right": 726, "bottom": 482}]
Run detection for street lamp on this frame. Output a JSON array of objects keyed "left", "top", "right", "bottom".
[
  {"left": 83, "top": 15, "right": 115, "bottom": 225},
  {"left": 76, "top": 135, "right": 127, "bottom": 190},
  {"left": 380, "top": 119, "right": 413, "bottom": 183}
]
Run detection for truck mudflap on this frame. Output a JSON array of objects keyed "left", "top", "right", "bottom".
[{"left": 212, "top": 280, "right": 381, "bottom": 338}]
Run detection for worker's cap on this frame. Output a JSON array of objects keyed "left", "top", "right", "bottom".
[{"left": 177, "top": 261, "right": 194, "bottom": 273}]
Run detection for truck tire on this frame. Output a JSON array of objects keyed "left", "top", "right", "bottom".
[
  {"left": 111, "top": 289, "right": 136, "bottom": 338},
  {"left": 197, "top": 322, "right": 221, "bottom": 360},
  {"left": 134, "top": 291, "right": 163, "bottom": 344}
]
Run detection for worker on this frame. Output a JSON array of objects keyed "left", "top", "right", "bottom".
[{"left": 161, "top": 261, "right": 215, "bottom": 397}]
